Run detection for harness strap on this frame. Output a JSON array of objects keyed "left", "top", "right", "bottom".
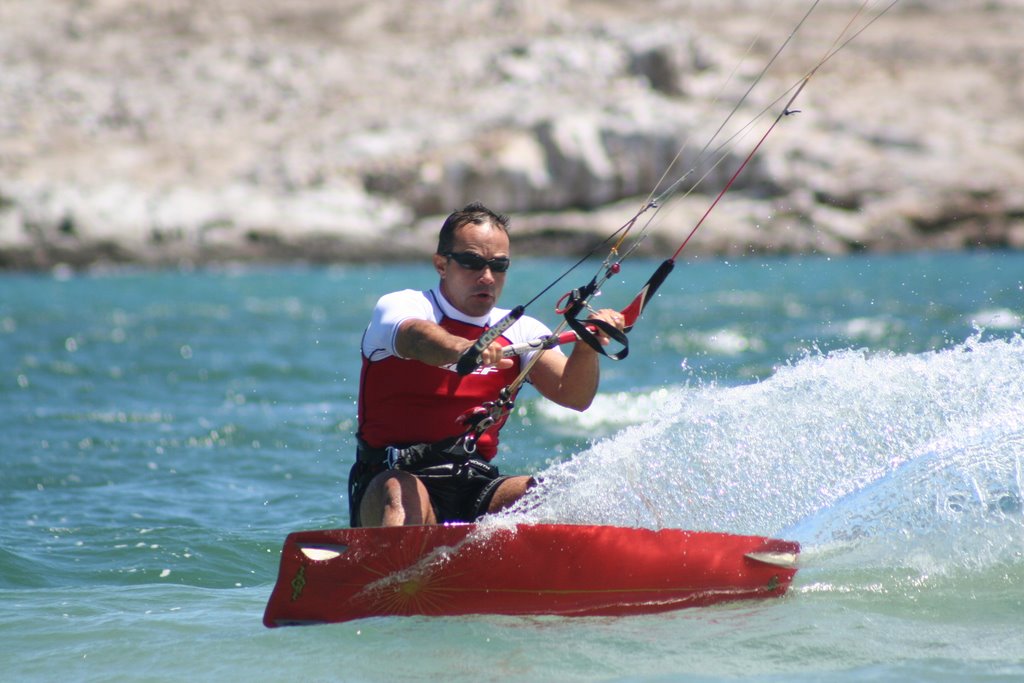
[
  {"left": 561, "top": 287, "right": 630, "bottom": 360},
  {"left": 357, "top": 436, "right": 468, "bottom": 471},
  {"left": 566, "top": 314, "right": 629, "bottom": 360}
]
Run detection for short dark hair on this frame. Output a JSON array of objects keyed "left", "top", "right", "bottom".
[{"left": 436, "top": 202, "right": 510, "bottom": 255}]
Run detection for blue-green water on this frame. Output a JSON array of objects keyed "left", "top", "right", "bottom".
[{"left": 3, "top": 252, "right": 1023, "bottom": 682}]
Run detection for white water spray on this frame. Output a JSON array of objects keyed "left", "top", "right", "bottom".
[{"left": 498, "top": 334, "right": 1024, "bottom": 570}]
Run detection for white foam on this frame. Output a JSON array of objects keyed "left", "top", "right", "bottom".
[
  {"left": 969, "top": 308, "right": 1022, "bottom": 331},
  {"left": 499, "top": 332, "right": 1024, "bottom": 575}
]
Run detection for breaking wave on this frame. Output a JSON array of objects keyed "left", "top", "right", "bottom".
[{"left": 496, "top": 333, "right": 1024, "bottom": 572}]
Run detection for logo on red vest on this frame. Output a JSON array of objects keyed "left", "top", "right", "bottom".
[{"left": 441, "top": 362, "right": 501, "bottom": 375}]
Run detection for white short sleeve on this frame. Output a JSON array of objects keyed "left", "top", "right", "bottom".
[
  {"left": 505, "top": 314, "right": 565, "bottom": 367},
  {"left": 361, "top": 290, "right": 436, "bottom": 361}
]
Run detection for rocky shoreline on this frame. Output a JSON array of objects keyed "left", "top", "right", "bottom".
[{"left": 2, "top": 0, "right": 1023, "bottom": 270}]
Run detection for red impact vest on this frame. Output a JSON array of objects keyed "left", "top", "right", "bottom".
[{"left": 357, "top": 317, "right": 521, "bottom": 461}]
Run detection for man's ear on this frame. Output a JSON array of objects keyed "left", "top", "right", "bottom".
[{"left": 433, "top": 253, "right": 447, "bottom": 278}]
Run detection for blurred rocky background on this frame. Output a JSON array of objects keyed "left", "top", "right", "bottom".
[{"left": 1, "top": 0, "right": 1023, "bottom": 269}]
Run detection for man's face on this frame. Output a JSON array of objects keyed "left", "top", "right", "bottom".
[{"left": 433, "top": 222, "right": 510, "bottom": 318}]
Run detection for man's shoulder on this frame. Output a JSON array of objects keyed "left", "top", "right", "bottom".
[
  {"left": 367, "top": 289, "right": 439, "bottom": 332},
  {"left": 377, "top": 288, "right": 430, "bottom": 306},
  {"left": 364, "top": 289, "right": 439, "bottom": 358},
  {"left": 504, "top": 310, "right": 553, "bottom": 343},
  {"left": 375, "top": 289, "right": 438, "bottom": 316}
]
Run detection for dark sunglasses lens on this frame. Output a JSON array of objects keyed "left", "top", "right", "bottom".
[
  {"left": 455, "top": 253, "right": 487, "bottom": 269},
  {"left": 450, "top": 253, "right": 509, "bottom": 272}
]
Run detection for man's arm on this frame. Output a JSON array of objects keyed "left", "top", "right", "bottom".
[
  {"left": 395, "top": 318, "right": 513, "bottom": 369},
  {"left": 528, "top": 309, "right": 624, "bottom": 411}
]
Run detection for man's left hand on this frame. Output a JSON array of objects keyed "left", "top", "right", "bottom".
[{"left": 586, "top": 308, "right": 626, "bottom": 346}]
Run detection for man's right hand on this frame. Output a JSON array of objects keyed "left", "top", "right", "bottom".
[{"left": 469, "top": 339, "right": 514, "bottom": 371}]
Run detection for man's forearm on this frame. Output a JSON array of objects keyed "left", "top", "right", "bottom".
[
  {"left": 553, "top": 345, "right": 600, "bottom": 411},
  {"left": 395, "top": 319, "right": 465, "bottom": 366}
]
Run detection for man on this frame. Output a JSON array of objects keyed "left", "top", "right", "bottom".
[{"left": 350, "top": 202, "right": 624, "bottom": 527}]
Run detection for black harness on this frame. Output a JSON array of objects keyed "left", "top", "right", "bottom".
[{"left": 349, "top": 436, "right": 504, "bottom": 526}]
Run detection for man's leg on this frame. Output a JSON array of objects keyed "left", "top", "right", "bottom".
[
  {"left": 358, "top": 470, "right": 437, "bottom": 527},
  {"left": 485, "top": 475, "right": 536, "bottom": 514}
]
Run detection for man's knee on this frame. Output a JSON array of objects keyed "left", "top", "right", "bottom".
[
  {"left": 487, "top": 475, "right": 535, "bottom": 513},
  {"left": 360, "top": 471, "right": 434, "bottom": 527},
  {"left": 380, "top": 474, "right": 403, "bottom": 500}
]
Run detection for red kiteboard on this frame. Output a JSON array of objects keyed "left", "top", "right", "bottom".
[{"left": 263, "top": 523, "right": 799, "bottom": 626}]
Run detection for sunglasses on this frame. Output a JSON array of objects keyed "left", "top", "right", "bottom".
[{"left": 444, "top": 251, "right": 511, "bottom": 273}]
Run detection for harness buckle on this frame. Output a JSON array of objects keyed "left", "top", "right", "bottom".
[
  {"left": 385, "top": 446, "right": 403, "bottom": 470},
  {"left": 457, "top": 405, "right": 490, "bottom": 429}
]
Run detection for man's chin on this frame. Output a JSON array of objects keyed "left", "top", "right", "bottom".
[{"left": 464, "top": 296, "right": 494, "bottom": 316}]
